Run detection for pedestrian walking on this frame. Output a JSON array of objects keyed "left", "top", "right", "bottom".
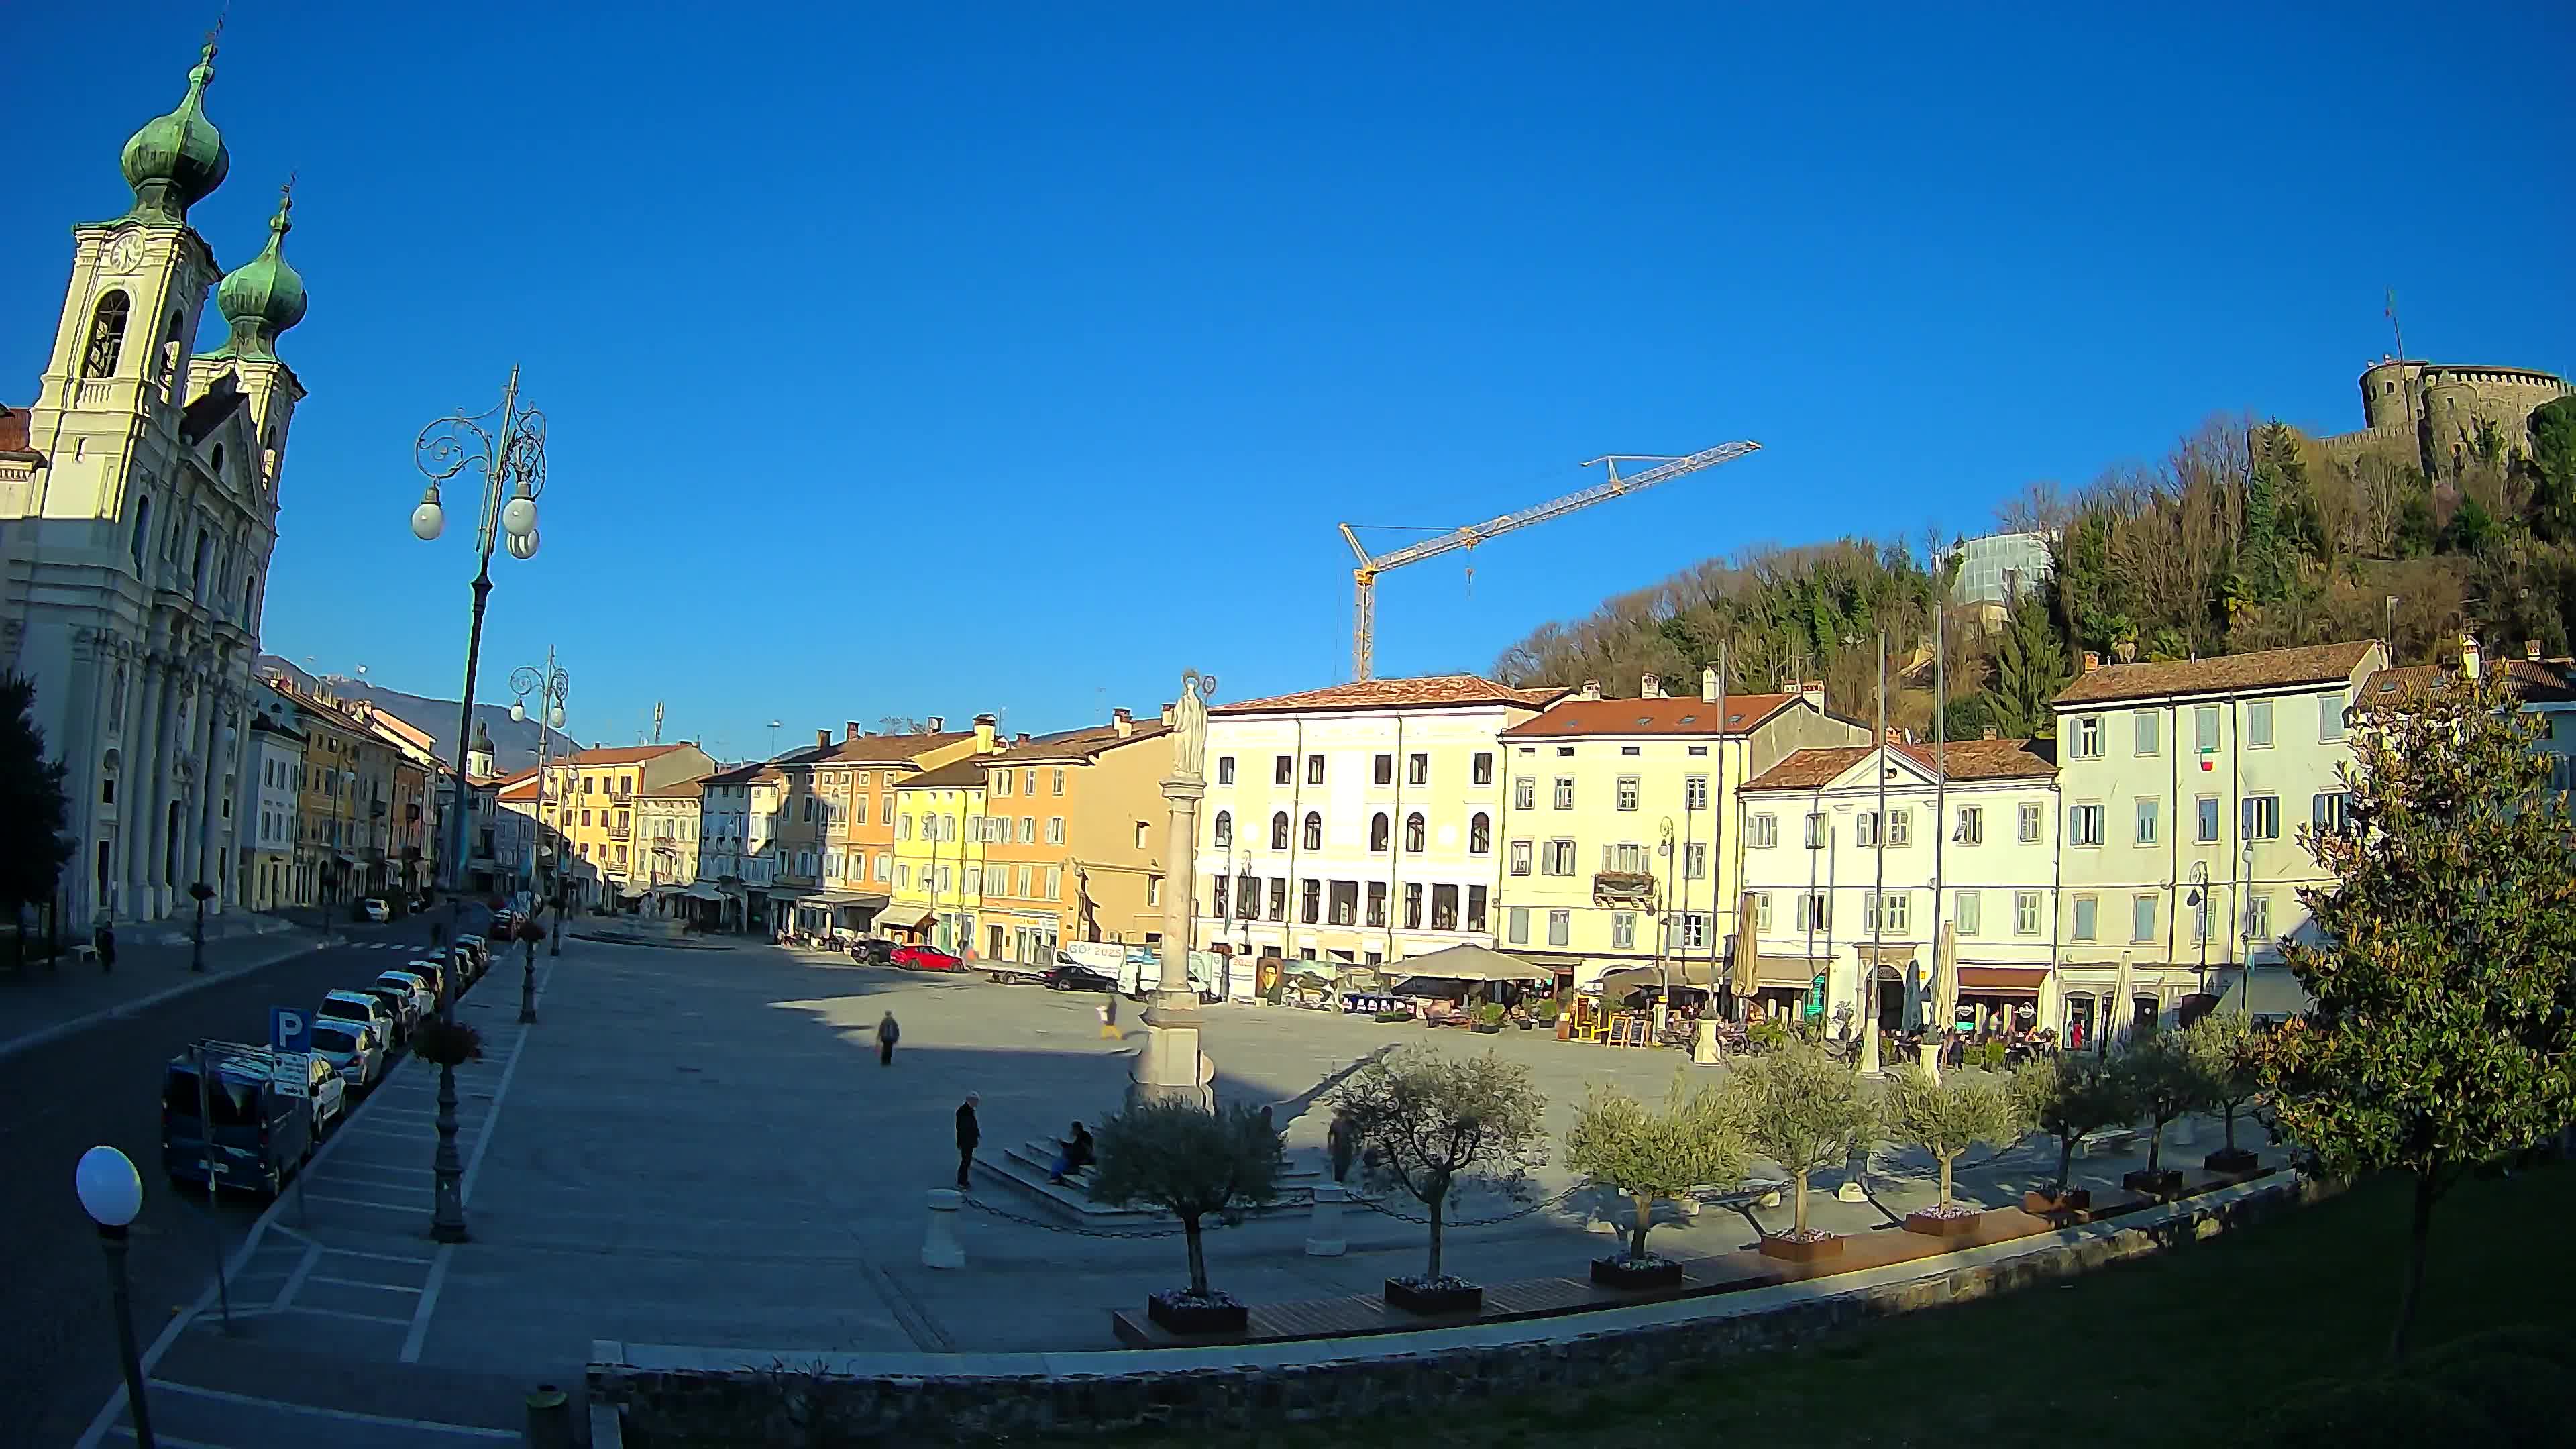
[
  {"left": 1097, "top": 995, "right": 1120, "bottom": 1040},
  {"left": 1328, "top": 1108, "right": 1358, "bottom": 1183},
  {"left": 955, "top": 1092, "right": 981, "bottom": 1191},
  {"left": 93, "top": 919, "right": 116, "bottom": 974},
  {"left": 878, "top": 1010, "right": 900, "bottom": 1066}
]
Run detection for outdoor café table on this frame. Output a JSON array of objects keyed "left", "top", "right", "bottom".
[{"left": 1344, "top": 993, "right": 1403, "bottom": 1014}]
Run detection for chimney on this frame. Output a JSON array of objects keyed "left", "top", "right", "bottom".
[
  {"left": 924, "top": 716, "right": 944, "bottom": 733},
  {"left": 1640, "top": 672, "right": 1664, "bottom": 699},
  {"left": 1982, "top": 727, "right": 1999, "bottom": 741},
  {"left": 2461, "top": 634, "right": 2482, "bottom": 682},
  {"left": 2527, "top": 639, "right": 2544, "bottom": 663},
  {"left": 1700, "top": 667, "right": 1719, "bottom": 704},
  {"left": 815, "top": 729, "right": 830, "bottom": 750},
  {"left": 1160, "top": 701, "right": 1175, "bottom": 727},
  {"left": 845, "top": 720, "right": 862, "bottom": 742},
  {"left": 2082, "top": 651, "right": 2100, "bottom": 673},
  {"left": 1799, "top": 678, "right": 1825, "bottom": 712},
  {"left": 1886, "top": 726, "right": 1904, "bottom": 744},
  {"left": 1113, "top": 706, "right": 1134, "bottom": 738},
  {"left": 973, "top": 712, "right": 999, "bottom": 753},
  {"left": 1014, "top": 732, "right": 1031, "bottom": 745},
  {"left": 1580, "top": 679, "right": 1603, "bottom": 701}
]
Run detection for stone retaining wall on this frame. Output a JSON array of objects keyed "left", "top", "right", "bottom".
[{"left": 594, "top": 1175, "right": 2332, "bottom": 1447}]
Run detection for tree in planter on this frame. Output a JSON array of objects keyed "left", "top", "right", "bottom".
[
  {"left": 2110, "top": 1030, "right": 2204, "bottom": 1183},
  {"left": 1089, "top": 1097, "right": 1284, "bottom": 1310},
  {"left": 2014, "top": 1053, "right": 2135, "bottom": 1200},
  {"left": 2176, "top": 1009, "right": 2264, "bottom": 1166},
  {"left": 1564, "top": 1074, "right": 1747, "bottom": 1265},
  {"left": 1728, "top": 1040, "right": 1878, "bottom": 1238},
  {"left": 1335, "top": 1046, "right": 1548, "bottom": 1287},
  {"left": 0, "top": 673, "right": 73, "bottom": 969},
  {"left": 1882, "top": 1063, "right": 2023, "bottom": 1214},
  {"left": 2256, "top": 668, "right": 2576, "bottom": 1363}
]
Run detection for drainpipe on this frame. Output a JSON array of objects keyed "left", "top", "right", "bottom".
[{"left": 1385, "top": 714, "right": 1404, "bottom": 962}]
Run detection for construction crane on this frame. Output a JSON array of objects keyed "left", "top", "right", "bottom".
[{"left": 1336, "top": 440, "right": 1762, "bottom": 681}]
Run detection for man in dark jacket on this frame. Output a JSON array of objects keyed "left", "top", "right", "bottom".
[
  {"left": 955, "top": 1093, "right": 981, "bottom": 1191},
  {"left": 878, "top": 1010, "right": 900, "bottom": 1066}
]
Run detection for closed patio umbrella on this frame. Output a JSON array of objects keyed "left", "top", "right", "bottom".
[
  {"left": 2110, "top": 949, "right": 2135, "bottom": 1052},
  {"left": 1932, "top": 919, "right": 1960, "bottom": 1034}
]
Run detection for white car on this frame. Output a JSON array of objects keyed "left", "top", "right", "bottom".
[
  {"left": 317, "top": 989, "right": 398, "bottom": 1050},
  {"left": 377, "top": 970, "right": 435, "bottom": 1020},
  {"left": 274, "top": 1050, "right": 348, "bottom": 1140},
  {"left": 358, "top": 897, "right": 391, "bottom": 924},
  {"left": 308, "top": 1020, "right": 384, "bottom": 1089}
]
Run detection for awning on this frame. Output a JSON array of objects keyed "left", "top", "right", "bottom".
[
  {"left": 618, "top": 883, "right": 649, "bottom": 898},
  {"left": 1387, "top": 943, "right": 1553, "bottom": 982},
  {"left": 1597, "top": 960, "right": 1722, "bottom": 998},
  {"left": 1957, "top": 965, "right": 2050, "bottom": 996},
  {"left": 1752, "top": 953, "right": 1831, "bottom": 989},
  {"left": 875, "top": 904, "right": 934, "bottom": 931},
  {"left": 812, "top": 892, "right": 888, "bottom": 908},
  {"left": 2213, "top": 965, "right": 2312, "bottom": 1019},
  {"left": 681, "top": 883, "right": 727, "bottom": 902},
  {"left": 767, "top": 885, "right": 815, "bottom": 900}
]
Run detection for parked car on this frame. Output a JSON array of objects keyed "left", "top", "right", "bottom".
[
  {"left": 848, "top": 938, "right": 896, "bottom": 967},
  {"left": 162, "top": 1042, "right": 313, "bottom": 1196},
  {"left": 377, "top": 969, "right": 435, "bottom": 1019},
  {"left": 318, "top": 989, "right": 399, "bottom": 1050},
  {"left": 1044, "top": 961, "right": 1118, "bottom": 993},
  {"left": 364, "top": 983, "right": 421, "bottom": 1040},
  {"left": 402, "top": 958, "right": 449, "bottom": 1001},
  {"left": 356, "top": 897, "right": 390, "bottom": 924},
  {"left": 891, "top": 944, "right": 963, "bottom": 973},
  {"left": 307, "top": 1020, "right": 384, "bottom": 1090},
  {"left": 274, "top": 1049, "right": 348, "bottom": 1140}
]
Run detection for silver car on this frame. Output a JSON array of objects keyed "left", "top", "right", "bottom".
[
  {"left": 377, "top": 969, "right": 435, "bottom": 1019},
  {"left": 308, "top": 1020, "right": 384, "bottom": 1089}
]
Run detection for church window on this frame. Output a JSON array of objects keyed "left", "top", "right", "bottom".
[
  {"left": 193, "top": 529, "right": 211, "bottom": 594},
  {"left": 84, "top": 291, "right": 131, "bottom": 377},
  {"left": 129, "top": 496, "right": 151, "bottom": 570}
]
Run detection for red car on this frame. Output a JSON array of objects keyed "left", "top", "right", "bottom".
[{"left": 891, "top": 945, "right": 963, "bottom": 973}]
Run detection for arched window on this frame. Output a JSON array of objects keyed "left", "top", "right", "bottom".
[
  {"left": 211, "top": 443, "right": 225, "bottom": 476},
  {"left": 129, "top": 494, "right": 151, "bottom": 570},
  {"left": 83, "top": 290, "right": 131, "bottom": 377},
  {"left": 1369, "top": 812, "right": 1390, "bottom": 852},
  {"left": 1470, "top": 812, "right": 1491, "bottom": 855},
  {"left": 193, "top": 528, "right": 211, "bottom": 594},
  {"left": 1269, "top": 811, "right": 1290, "bottom": 850},
  {"left": 1405, "top": 812, "right": 1426, "bottom": 853},
  {"left": 1212, "top": 810, "right": 1232, "bottom": 849},
  {"left": 1301, "top": 812, "right": 1322, "bottom": 851}
]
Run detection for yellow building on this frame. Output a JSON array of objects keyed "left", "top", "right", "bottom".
[
  {"left": 541, "top": 743, "right": 715, "bottom": 910},
  {"left": 977, "top": 707, "right": 1173, "bottom": 964},
  {"left": 885, "top": 725, "right": 1000, "bottom": 952},
  {"left": 1493, "top": 670, "right": 1867, "bottom": 989}
]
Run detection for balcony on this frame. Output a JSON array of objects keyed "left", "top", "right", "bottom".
[
  {"left": 608, "top": 824, "right": 631, "bottom": 841},
  {"left": 1593, "top": 870, "right": 1657, "bottom": 907}
]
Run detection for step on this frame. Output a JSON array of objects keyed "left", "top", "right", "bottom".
[
  {"left": 977, "top": 1140, "right": 1320, "bottom": 1222},
  {"left": 1006, "top": 1138, "right": 1323, "bottom": 1191}
]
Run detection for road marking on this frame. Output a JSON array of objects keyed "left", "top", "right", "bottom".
[
  {"left": 321, "top": 1244, "right": 435, "bottom": 1266},
  {"left": 299, "top": 1192, "right": 420, "bottom": 1213},
  {"left": 309, "top": 1274, "right": 423, "bottom": 1294},
  {"left": 458, "top": 1022, "right": 531, "bottom": 1208},
  {"left": 109, "top": 1427, "right": 237, "bottom": 1448},
  {"left": 146, "top": 1381, "right": 519, "bottom": 1438},
  {"left": 271, "top": 1245, "right": 320, "bottom": 1311},
  {"left": 400, "top": 1245, "right": 454, "bottom": 1363},
  {"left": 278, "top": 1304, "right": 413, "bottom": 1327}
]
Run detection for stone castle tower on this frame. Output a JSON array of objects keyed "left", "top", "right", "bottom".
[{"left": 2326, "top": 357, "right": 2572, "bottom": 471}]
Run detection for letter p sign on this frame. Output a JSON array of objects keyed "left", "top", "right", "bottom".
[{"left": 270, "top": 1006, "right": 312, "bottom": 1053}]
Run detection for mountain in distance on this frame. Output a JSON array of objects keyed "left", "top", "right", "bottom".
[{"left": 256, "top": 655, "right": 580, "bottom": 777}]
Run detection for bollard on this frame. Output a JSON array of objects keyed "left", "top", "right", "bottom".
[
  {"left": 2173, "top": 1113, "right": 2198, "bottom": 1148},
  {"left": 525, "top": 1383, "right": 574, "bottom": 1449},
  {"left": 1691, "top": 1019, "right": 1720, "bottom": 1066},
  {"left": 922, "top": 1189, "right": 966, "bottom": 1269},
  {"left": 1303, "top": 1183, "right": 1347, "bottom": 1257}
]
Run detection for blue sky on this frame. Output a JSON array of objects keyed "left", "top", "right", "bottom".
[{"left": 9, "top": 3, "right": 2572, "bottom": 760}]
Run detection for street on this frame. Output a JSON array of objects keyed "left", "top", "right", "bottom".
[{"left": 0, "top": 918, "right": 476, "bottom": 1447}]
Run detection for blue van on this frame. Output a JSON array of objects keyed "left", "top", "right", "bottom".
[{"left": 161, "top": 1041, "right": 314, "bottom": 1196}]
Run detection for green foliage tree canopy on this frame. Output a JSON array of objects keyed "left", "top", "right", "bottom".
[
  {"left": 1729, "top": 1042, "right": 1878, "bottom": 1235},
  {"left": 0, "top": 673, "right": 74, "bottom": 914},
  {"left": 2013, "top": 1053, "right": 2135, "bottom": 1197},
  {"left": 1882, "top": 1064, "right": 2022, "bottom": 1208},
  {"left": 1336, "top": 1046, "right": 1549, "bottom": 1282},
  {"left": 1564, "top": 1074, "right": 1748, "bottom": 1263},
  {"left": 1091, "top": 1097, "right": 1286, "bottom": 1298}
]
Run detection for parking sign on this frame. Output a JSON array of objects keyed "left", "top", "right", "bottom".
[{"left": 270, "top": 1006, "right": 312, "bottom": 1054}]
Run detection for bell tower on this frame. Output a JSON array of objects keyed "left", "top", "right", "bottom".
[{"left": 191, "top": 180, "right": 310, "bottom": 506}]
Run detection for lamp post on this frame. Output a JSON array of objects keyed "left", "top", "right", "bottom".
[
  {"left": 338, "top": 768, "right": 356, "bottom": 925},
  {"left": 187, "top": 881, "right": 214, "bottom": 971},
  {"left": 510, "top": 653, "right": 570, "bottom": 969},
  {"left": 412, "top": 369, "right": 548, "bottom": 919},
  {"left": 76, "top": 1145, "right": 155, "bottom": 1449}
]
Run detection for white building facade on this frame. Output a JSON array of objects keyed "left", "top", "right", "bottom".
[
  {"left": 1191, "top": 675, "right": 1562, "bottom": 966},
  {"left": 236, "top": 693, "right": 304, "bottom": 912},
  {"left": 0, "top": 44, "right": 308, "bottom": 924},
  {"left": 1739, "top": 738, "right": 2061, "bottom": 1034}
]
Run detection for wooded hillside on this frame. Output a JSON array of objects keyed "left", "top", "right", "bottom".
[{"left": 1490, "top": 398, "right": 2576, "bottom": 739}]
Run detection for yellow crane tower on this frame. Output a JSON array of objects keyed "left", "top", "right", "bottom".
[{"left": 1336, "top": 440, "right": 1762, "bottom": 682}]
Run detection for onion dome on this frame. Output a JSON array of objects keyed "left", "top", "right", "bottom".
[
  {"left": 208, "top": 184, "right": 307, "bottom": 360},
  {"left": 119, "top": 43, "right": 230, "bottom": 224}
]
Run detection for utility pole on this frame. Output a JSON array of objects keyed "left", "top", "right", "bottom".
[
  {"left": 1931, "top": 578, "right": 1948, "bottom": 1039},
  {"left": 1861, "top": 631, "right": 1886, "bottom": 1077}
]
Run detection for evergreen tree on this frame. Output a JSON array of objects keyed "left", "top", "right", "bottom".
[
  {"left": 2526, "top": 396, "right": 2576, "bottom": 542},
  {"left": 0, "top": 673, "right": 74, "bottom": 931},
  {"left": 2242, "top": 424, "right": 2289, "bottom": 603},
  {"left": 1985, "top": 592, "right": 2069, "bottom": 738}
]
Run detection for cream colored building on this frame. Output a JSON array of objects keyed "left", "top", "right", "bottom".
[
  {"left": 634, "top": 777, "right": 705, "bottom": 907},
  {"left": 1495, "top": 669, "right": 1867, "bottom": 989},
  {"left": 1191, "top": 674, "right": 1563, "bottom": 966},
  {"left": 2049, "top": 639, "right": 2386, "bottom": 1042},
  {"left": 1739, "top": 737, "right": 2061, "bottom": 1033}
]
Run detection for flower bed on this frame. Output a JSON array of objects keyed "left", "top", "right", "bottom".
[
  {"left": 1146, "top": 1288, "right": 1248, "bottom": 1336},
  {"left": 1383, "top": 1275, "right": 1483, "bottom": 1315},
  {"left": 1903, "top": 1201, "right": 1986, "bottom": 1238},
  {"left": 1758, "top": 1229, "right": 1844, "bottom": 1263},
  {"left": 1590, "top": 1254, "right": 1686, "bottom": 1290}
]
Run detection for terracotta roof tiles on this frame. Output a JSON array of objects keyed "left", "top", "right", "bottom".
[
  {"left": 2053, "top": 641, "right": 2382, "bottom": 706},
  {"left": 562, "top": 743, "right": 694, "bottom": 766},
  {"left": 1743, "top": 737, "right": 2058, "bottom": 792},
  {"left": 1214, "top": 674, "right": 1565, "bottom": 716},
  {"left": 1501, "top": 692, "right": 1801, "bottom": 739}
]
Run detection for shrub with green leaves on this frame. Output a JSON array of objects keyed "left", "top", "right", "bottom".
[
  {"left": 1090, "top": 1098, "right": 1285, "bottom": 1300},
  {"left": 2013, "top": 1054, "right": 2133, "bottom": 1197},
  {"left": 2249, "top": 1377, "right": 2491, "bottom": 1447},
  {"left": 1336, "top": 1046, "right": 1548, "bottom": 1283},
  {"left": 1725, "top": 1041, "right": 1877, "bottom": 1235},
  {"left": 1882, "top": 1064, "right": 2022, "bottom": 1210},
  {"left": 1564, "top": 1074, "right": 1747, "bottom": 1263}
]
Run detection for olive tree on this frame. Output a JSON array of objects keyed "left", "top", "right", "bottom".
[
  {"left": 2112, "top": 1030, "right": 2204, "bottom": 1177},
  {"left": 1335, "top": 1046, "right": 1548, "bottom": 1284},
  {"left": 1564, "top": 1073, "right": 1748, "bottom": 1264},
  {"left": 2176, "top": 1009, "right": 2264, "bottom": 1159},
  {"left": 1728, "top": 1041, "right": 1878, "bottom": 1236},
  {"left": 1882, "top": 1063, "right": 2023, "bottom": 1210},
  {"left": 2257, "top": 669, "right": 2576, "bottom": 1361},
  {"left": 2014, "top": 1053, "right": 2135, "bottom": 1198},
  {"left": 1090, "top": 1097, "right": 1285, "bottom": 1302}
]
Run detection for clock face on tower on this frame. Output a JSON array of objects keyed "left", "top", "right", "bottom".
[{"left": 103, "top": 231, "right": 145, "bottom": 275}]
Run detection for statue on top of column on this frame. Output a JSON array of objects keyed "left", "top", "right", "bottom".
[{"left": 1171, "top": 669, "right": 1215, "bottom": 781}]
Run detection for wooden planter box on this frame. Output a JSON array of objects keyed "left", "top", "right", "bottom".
[
  {"left": 2021, "top": 1188, "right": 2092, "bottom": 1218},
  {"left": 1146, "top": 1291, "right": 1248, "bottom": 1336},
  {"left": 1470, "top": 1022, "right": 1503, "bottom": 1034},
  {"left": 2204, "top": 1147, "right": 2261, "bottom": 1174},
  {"left": 1589, "top": 1256, "right": 1685, "bottom": 1290},
  {"left": 1758, "top": 1234, "right": 1844, "bottom": 1263},
  {"left": 1903, "top": 1208, "right": 1983, "bottom": 1239},
  {"left": 1383, "top": 1278, "right": 1483, "bottom": 1316},
  {"left": 2123, "top": 1168, "right": 2185, "bottom": 1197}
]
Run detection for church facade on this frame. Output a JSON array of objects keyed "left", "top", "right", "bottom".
[{"left": 0, "top": 40, "right": 309, "bottom": 925}]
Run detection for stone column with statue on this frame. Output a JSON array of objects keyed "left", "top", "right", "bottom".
[{"left": 1136, "top": 669, "right": 1216, "bottom": 1106}]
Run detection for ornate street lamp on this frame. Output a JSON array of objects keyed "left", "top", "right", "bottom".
[
  {"left": 76, "top": 1146, "right": 155, "bottom": 1448},
  {"left": 413, "top": 368, "right": 547, "bottom": 911}
]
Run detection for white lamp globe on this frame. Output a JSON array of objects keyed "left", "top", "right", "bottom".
[
  {"left": 410, "top": 490, "right": 445, "bottom": 541},
  {"left": 76, "top": 1145, "right": 142, "bottom": 1227},
  {"left": 547, "top": 704, "right": 565, "bottom": 730},
  {"left": 510, "top": 700, "right": 526, "bottom": 723},
  {"left": 500, "top": 493, "right": 538, "bottom": 538},
  {"left": 505, "top": 529, "right": 539, "bottom": 561}
]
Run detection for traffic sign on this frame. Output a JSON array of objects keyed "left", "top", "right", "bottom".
[
  {"left": 270, "top": 1055, "right": 310, "bottom": 1098},
  {"left": 270, "top": 1007, "right": 312, "bottom": 1054}
]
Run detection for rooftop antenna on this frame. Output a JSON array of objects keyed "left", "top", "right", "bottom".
[
  {"left": 653, "top": 700, "right": 665, "bottom": 743},
  {"left": 767, "top": 720, "right": 782, "bottom": 756}
]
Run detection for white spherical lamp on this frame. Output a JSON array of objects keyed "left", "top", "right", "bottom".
[
  {"left": 76, "top": 1145, "right": 143, "bottom": 1228},
  {"left": 500, "top": 492, "right": 538, "bottom": 538},
  {"left": 505, "top": 529, "right": 539, "bottom": 561},
  {"left": 510, "top": 700, "right": 526, "bottom": 723},
  {"left": 547, "top": 703, "right": 565, "bottom": 730},
  {"left": 409, "top": 486, "right": 446, "bottom": 542}
]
